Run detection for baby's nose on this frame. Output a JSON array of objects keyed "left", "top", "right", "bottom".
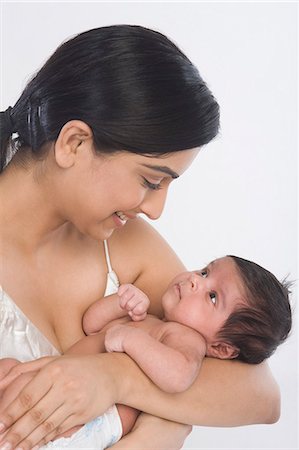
[{"left": 188, "top": 272, "right": 199, "bottom": 291}]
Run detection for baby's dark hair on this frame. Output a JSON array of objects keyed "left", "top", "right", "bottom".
[{"left": 216, "top": 256, "right": 292, "bottom": 364}]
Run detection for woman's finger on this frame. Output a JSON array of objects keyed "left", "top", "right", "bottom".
[
  {"left": 0, "top": 354, "right": 119, "bottom": 448},
  {"left": 7, "top": 406, "right": 77, "bottom": 450},
  {"left": 0, "top": 366, "right": 56, "bottom": 438},
  {"left": 6, "top": 399, "right": 88, "bottom": 450},
  {"left": 0, "top": 357, "right": 58, "bottom": 390},
  {"left": 0, "top": 386, "right": 66, "bottom": 450},
  {"left": 34, "top": 418, "right": 83, "bottom": 448}
]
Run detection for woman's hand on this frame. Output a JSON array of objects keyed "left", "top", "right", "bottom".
[
  {"left": 0, "top": 357, "right": 55, "bottom": 392},
  {"left": 110, "top": 413, "right": 192, "bottom": 449},
  {"left": 0, "top": 354, "right": 121, "bottom": 450}
]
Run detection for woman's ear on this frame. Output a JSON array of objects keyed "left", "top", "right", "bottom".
[
  {"left": 207, "top": 342, "right": 240, "bottom": 360},
  {"left": 54, "top": 120, "right": 93, "bottom": 168}
]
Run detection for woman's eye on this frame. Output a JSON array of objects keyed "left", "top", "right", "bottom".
[
  {"left": 142, "top": 178, "right": 162, "bottom": 191},
  {"left": 209, "top": 292, "right": 217, "bottom": 305}
]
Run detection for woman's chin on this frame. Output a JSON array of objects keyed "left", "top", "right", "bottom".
[
  {"left": 82, "top": 223, "right": 116, "bottom": 242},
  {"left": 96, "top": 227, "right": 115, "bottom": 241}
]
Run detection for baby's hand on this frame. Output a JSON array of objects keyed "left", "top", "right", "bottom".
[
  {"left": 118, "top": 284, "right": 150, "bottom": 321},
  {"left": 105, "top": 324, "right": 134, "bottom": 353}
]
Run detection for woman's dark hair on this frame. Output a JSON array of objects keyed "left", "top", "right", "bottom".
[
  {"left": 0, "top": 24, "right": 220, "bottom": 171},
  {"left": 217, "top": 256, "right": 292, "bottom": 364}
]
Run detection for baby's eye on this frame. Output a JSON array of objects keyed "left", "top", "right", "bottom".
[
  {"left": 209, "top": 292, "right": 217, "bottom": 305},
  {"left": 200, "top": 269, "right": 208, "bottom": 278}
]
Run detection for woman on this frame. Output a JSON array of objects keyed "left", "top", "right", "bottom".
[{"left": 0, "top": 25, "right": 280, "bottom": 450}]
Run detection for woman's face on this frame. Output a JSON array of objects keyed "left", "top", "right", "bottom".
[{"left": 58, "top": 145, "right": 199, "bottom": 240}]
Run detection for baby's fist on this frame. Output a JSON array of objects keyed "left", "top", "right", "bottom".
[
  {"left": 118, "top": 284, "right": 150, "bottom": 321},
  {"left": 105, "top": 324, "right": 132, "bottom": 353}
]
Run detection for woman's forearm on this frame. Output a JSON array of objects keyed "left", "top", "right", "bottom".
[
  {"left": 115, "top": 355, "right": 280, "bottom": 427},
  {"left": 0, "top": 352, "right": 280, "bottom": 449},
  {"left": 110, "top": 413, "right": 191, "bottom": 450}
]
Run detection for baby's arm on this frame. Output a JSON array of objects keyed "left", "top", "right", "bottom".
[
  {"left": 83, "top": 293, "right": 126, "bottom": 335},
  {"left": 105, "top": 322, "right": 206, "bottom": 393},
  {"left": 83, "top": 284, "right": 150, "bottom": 334}
]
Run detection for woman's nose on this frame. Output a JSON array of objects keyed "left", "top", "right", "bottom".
[{"left": 139, "top": 188, "right": 168, "bottom": 220}]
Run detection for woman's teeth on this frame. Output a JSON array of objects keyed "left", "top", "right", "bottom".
[{"left": 115, "top": 211, "right": 128, "bottom": 224}]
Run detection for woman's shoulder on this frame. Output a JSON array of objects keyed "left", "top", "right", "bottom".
[
  {"left": 109, "top": 219, "right": 186, "bottom": 315},
  {"left": 110, "top": 217, "right": 181, "bottom": 263}
]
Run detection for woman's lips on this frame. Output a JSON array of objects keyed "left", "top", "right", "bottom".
[
  {"left": 113, "top": 212, "right": 127, "bottom": 227},
  {"left": 113, "top": 211, "right": 138, "bottom": 227}
]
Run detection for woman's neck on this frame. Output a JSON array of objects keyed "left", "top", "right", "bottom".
[{"left": 0, "top": 161, "right": 69, "bottom": 254}]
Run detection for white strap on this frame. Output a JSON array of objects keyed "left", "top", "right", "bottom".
[{"left": 103, "top": 239, "right": 113, "bottom": 273}]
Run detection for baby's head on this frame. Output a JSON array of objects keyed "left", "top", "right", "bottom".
[
  {"left": 216, "top": 256, "right": 292, "bottom": 364},
  {"left": 162, "top": 256, "right": 292, "bottom": 364}
]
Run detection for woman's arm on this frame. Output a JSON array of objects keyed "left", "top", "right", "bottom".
[
  {"left": 119, "top": 356, "right": 280, "bottom": 427},
  {"left": 110, "top": 413, "right": 192, "bottom": 450},
  {"left": 0, "top": 351, "right": 279, "bottom": 449}
]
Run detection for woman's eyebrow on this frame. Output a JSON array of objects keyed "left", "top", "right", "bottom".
[{"left": 140, "top": 164, "right": 179, "bottom": 179}]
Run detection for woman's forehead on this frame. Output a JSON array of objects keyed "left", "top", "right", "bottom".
[{"left": 111, "top": 148, "right": 200, "bottom": 177}]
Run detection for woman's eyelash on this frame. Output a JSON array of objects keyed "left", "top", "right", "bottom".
[{"left": 142, "top": 178, "right": 162, "bottom": 191}]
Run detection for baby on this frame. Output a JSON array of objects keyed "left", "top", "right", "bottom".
[
  {"left": 82, "top": 255, "right": 292, "bottom": 393},
  {"left": 0, "top": 255, "right": 292, "bottom": 447}
]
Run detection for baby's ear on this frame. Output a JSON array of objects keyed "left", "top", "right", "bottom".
[{"left": 207, "top": 342, "right": 240, "bottom": 360}]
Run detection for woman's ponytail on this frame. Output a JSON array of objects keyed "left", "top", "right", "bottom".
[{"left": 0, "top": 107, "right": 16, "bottom": 172}]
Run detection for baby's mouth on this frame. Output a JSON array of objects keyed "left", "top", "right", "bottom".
[{"left": 175, "top": 283, "right": 181, "bottom": 299}]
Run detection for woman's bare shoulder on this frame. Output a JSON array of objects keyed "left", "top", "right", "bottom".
[
  {"left": 110, "top": 219, "right": 186, "bottom": 316},
  {"left": 110, "top": 218, "right": 185, "bottom": 273},
  {"left": 111, "top": 218, "right": 180, "bottom": 254}
]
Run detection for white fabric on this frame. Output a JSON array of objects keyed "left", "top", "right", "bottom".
[
  {"left": 0, "top": 240, "right": 122, "bottom": 449},
  {"left": 0, "top": 285, "right": 60, "bottom": 361},
  {"left": 103, "top": 239, "right": 120, "bottom": 296},
  {"left": 41, "top": 405, "right": 122, "bottom": 450}
]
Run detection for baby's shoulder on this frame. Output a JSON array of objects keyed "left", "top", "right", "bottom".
[{"left": 159, "top": 321, "right": 207, "bottom": 347}]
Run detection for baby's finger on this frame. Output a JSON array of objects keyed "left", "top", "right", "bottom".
[
  {"left": 130, "top": 312, "right": 147, "bottom": 321},
  {"left": 119, "top": 291, "right": 134, "bottom": 309},
  {"left": 132, "top": 302, "right": 147, "bottom": 315},
  {"left": 117, "top": 284, "right": 132, "bottom": 296}
]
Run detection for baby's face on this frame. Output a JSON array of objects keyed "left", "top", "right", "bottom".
[{"left": 161, "top": 256, "right": 247, "bottom": 344}]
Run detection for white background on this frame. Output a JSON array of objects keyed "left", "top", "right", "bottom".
[{"left": 1, "top": 2, "right": 297, "bottom": 449}]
